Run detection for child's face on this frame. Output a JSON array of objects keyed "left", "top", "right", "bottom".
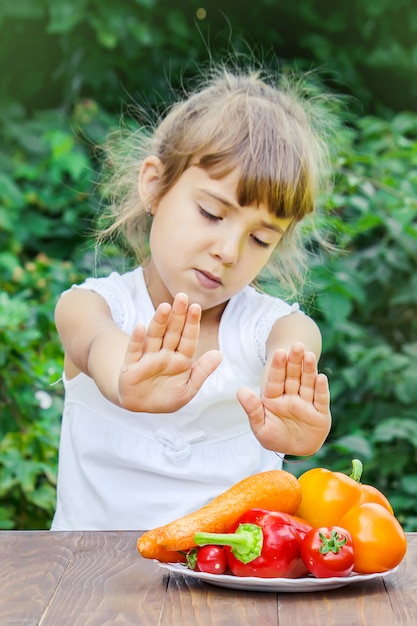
[{"left": 145, "top": 163, "right": 292, "bottom": 313}]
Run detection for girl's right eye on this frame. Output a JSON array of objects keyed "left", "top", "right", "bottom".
[{"left": 199, "top": 206, "right": 221, "bottom": 222}]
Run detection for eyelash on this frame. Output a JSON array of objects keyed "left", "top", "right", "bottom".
[
  {"left": 199, "top": 207, "right": 221, "bottom": 221},
  {"left": 251, "top": 235, "right": 270, "bottom": 249},
  {"left": 199, "top": 206, "right": 271, "bottom": 248}
]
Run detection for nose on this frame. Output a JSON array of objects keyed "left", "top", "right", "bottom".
[{"left": 211, "top": 231, "right": 242, "bottom": 265}]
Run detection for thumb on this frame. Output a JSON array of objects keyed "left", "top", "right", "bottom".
[
  {"left": 187, "top": 350, "right": 223, "bottom": 396},
  {"left": 237, "top": 387, "right": 266, "bottom": 434}
]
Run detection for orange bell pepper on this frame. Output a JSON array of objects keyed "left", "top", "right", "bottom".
[
  {"left": 296, "top": 459, "right": 393, "bottom": 527},
  {"left": 296, "top": 459, "right": 407, "bottom": 574},
  {"left": 339, "top": 502, "right": 407, "bottom": 574}
]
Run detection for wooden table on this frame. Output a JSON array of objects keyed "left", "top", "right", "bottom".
[{"left": 1, "top": 531, "right": 416, "bottom": 625}]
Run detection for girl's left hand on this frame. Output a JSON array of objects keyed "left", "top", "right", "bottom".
[{"left": 237, "top": 342, "right": 331, "bottom": 456}]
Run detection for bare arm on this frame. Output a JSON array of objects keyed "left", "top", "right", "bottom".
[
  {"left": 55, "top": 288, "right": 131, "bottom": 404},
  {"left": 55, "top": 289, "right": 222, "bottom": 412},
  {"left": 237, "top": 312, "right": 332, "bottom": 456}
]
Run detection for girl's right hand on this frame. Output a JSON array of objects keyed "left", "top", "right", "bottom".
[{"left": 118, "top": 293, "right": 222, "bottom": 413}]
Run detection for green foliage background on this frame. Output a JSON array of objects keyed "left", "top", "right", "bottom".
[{"left": 0, "top": 0, "right": 416, "bottom": 530}]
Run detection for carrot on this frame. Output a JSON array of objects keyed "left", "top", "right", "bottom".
[
  {"left": 137, "top": 469, "right": 301, "bottom": 557},
  {"left": 136, "top": 532, "right": 185, "bottom": 563}
]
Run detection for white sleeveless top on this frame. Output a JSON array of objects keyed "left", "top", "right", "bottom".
[{"left": 51, "top": 267, "right": 299, "bottom": 530}]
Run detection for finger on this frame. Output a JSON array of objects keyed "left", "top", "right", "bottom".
[
  {"left": 160, "top": 293, "right": 191, "bottom": 351},
  {"left": 284, "top": 342, "right": 305, "bottom": 395},
  {"left": 262, "top": 349, "right": 287, "bottom": 399},
  {"left": 313, "top": 373, "right": 331, "bottom": 415},
  {"left": 298, "top": 350, "right": 318, "bottom": 403},
  {"left": 145, "top": 301, "right": 173, "bottom": 352},
  {"left": 175, "top": 302, "right": 202, "bottom": 358},
  {"left": 123, "top": 323, "right": 146, "bottom": 366}
]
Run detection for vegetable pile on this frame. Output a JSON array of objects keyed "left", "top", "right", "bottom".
[
  {"left": 137, "top": 462, "right": 407, "bottom": 579},
  {"left": 137, "top": 469, "right": 301, "bottom": 562}
]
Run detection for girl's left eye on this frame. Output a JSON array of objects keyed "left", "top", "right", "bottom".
[
  {"left": 199, "top": 207, "right": 221, "bottom": 221},
  {"left": 251, "top": 235, "right": 271, "bottom": 248}
]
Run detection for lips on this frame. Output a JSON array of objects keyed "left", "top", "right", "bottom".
[{"left": 195, "top": 269, "right": 223, "bottom": 289}]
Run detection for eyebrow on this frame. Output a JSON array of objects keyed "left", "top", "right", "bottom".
[
  {"left": 260, "top": 220, "right": 286, "bottom": 235},
  {"left": 200, "top": 189, "right": 286, "bottom": 234}
]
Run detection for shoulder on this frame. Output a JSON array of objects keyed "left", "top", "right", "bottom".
[
  {"left": 267, "top": 309, "right": 322, "bottom": 358},
  {"left": 66, "top": 267, "right": 146, "bottom": 331},
  {"left": 75, "top": 266, "right": 143, "bottom": 293}
]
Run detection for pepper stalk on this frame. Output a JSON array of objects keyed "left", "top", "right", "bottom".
[
  {"left": 194, "top": 523, "right": 263, "bottom": 564},
  {"left": 349, "top": 459, "right": 363, "bottom": 483}
]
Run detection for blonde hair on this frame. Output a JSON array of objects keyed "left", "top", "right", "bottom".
[{"left": 98, "top": 64, "right": 338, "bottom": 295}]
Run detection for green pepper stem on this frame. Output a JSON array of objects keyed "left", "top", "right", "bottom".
[
  {"left": 349, "top": 458, "right": 363, "bottom": 482},
  {"left": 194, "top": 523, "right": 263, "bottom": 564},
  {"left": 184, "top": 548, "right": 198, "bottom": 569}
]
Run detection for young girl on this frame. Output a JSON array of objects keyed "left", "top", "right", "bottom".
[{"left": 51, "top": 66, "right": 333, "bottom": 531}]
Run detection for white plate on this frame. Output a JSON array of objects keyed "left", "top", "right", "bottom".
[{"left": 157, "top": 562, "right": 398, "bottom": 592}]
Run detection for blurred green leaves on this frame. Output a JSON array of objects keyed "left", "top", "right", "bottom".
[
  {"left": 284, "top": 109, "right": 417, "bottom": 530},
  {"left": 1, "top": 0, "right": 417, "bottom": 112},
  {"left": 0, "top": 0, "right": 416, "bottom": 530}
]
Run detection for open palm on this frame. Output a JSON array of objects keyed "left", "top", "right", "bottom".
[
  {"left": 118, "top": 293, "right": 222, "bottom": 413},
  {"left": 237, "top": 342, "right": 331, "bottom": 456}
]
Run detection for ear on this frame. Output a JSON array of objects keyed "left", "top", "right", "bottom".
[{"left": 138, "top": 156, "right": 164, "bottom": 212}]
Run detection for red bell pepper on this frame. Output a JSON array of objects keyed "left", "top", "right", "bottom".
[{"left": 194, "top": 508, "right": 312, "bottom": 578}]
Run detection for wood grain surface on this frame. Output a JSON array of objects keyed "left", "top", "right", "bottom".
[{"left": 1, "top": 531, "right": 416, "bottom": 625}]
